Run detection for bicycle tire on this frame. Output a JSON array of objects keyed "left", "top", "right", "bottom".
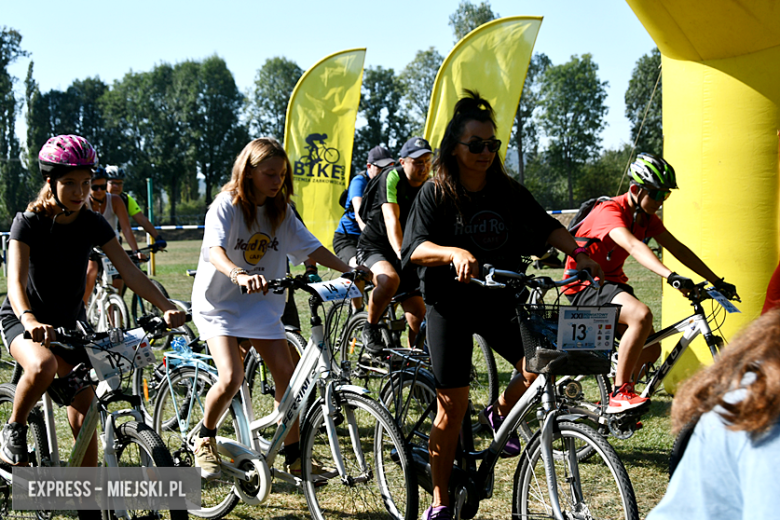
[
  {"left": 669, "top": 420, "right": 697, "bottom": 479},
  {"left": 339, "top": 311, "right": 392, "bottom": 391},
  {"left": 512, "top": 420, "right": 639, "bottom": 520},
  {"left": 131, "top": 280, "right": 172, "bottom": 350},
  {"left": 468, "top": 334, "right": 498, "bottom": 442},
  {"left": 106, "top": 420, "right": 188, "bottom": 520},
  {"left": 286, "top": 330, "right": 307, "bottom": 354},
  {"left": 11, "top": 361, "right": 23, "bottom": 385},
  {"left": 300, "top": 391, "right": 418, "bottom": 520},
  {"left": 133, "top": 324, "right": 198, "bottom": 426},
  {"left": 379, "top": 368, "right": 437, "bottom": 449},
  {"left": 106, "top": 293, "right": 130, "bottom": 330},
  {"left": 152, "top": 366, "right": 241, "bottom": 519},
  {"left": 324, "top": 300, "right": 353, "bottom": 351}
]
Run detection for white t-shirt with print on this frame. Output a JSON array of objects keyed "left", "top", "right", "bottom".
[{"left": 192, "top": 192, "right": 320, "bottom": 341}]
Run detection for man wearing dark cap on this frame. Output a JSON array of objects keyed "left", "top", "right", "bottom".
[
  {"left": 357, "top": 137, "right": 432, "bottom": 355},
  {"left": 333, "top": 146, "right": 395, "bottom": 267}
]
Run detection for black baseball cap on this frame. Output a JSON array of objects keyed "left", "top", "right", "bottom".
[
  {"left": 367, "top": 146, "right": 394, "bottom": 167},
  {"left": 399, "top": 137, "right": 432, "bottom": 159}
]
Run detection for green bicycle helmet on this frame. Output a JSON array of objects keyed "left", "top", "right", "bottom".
[{"left": 629, "top": 153, "right": 677, "bottom": 191}]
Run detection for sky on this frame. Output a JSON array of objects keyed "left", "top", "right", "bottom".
[{"left": 3, "top": 0, "right": 657, "bottom": 151}]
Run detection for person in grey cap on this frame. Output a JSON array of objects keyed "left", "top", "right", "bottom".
[
  {"left": 357, "top": 137, "right": 432, "bottom": 356},
  {"left": 333, "top": 146, "right": 395, "bottom": 267}
]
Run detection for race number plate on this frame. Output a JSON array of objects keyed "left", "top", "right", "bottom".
[
  {"left": 707, "top": 289, "right": 740, "bottom": 314},
  {"left": 86, "top": 328, "right": 154, "bottom": 381},
  {"left": 101, "top": 257, "right": 118, "bottom": 277},
  {"left": 309, "top": 278, "right": 362, "bottom": 302},
  {"left": 557, "top": 306, "right": 619, "bottom": 351}
]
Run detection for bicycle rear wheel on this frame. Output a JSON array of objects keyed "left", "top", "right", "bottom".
[
  {"left": 152, "top": 366, "right": 242, "bottom": 519},
  {"left": 108, "top": 420, "right": 188, "bottom": 520},
  {"left": 301, "top": 391, "right": 418, "bottom": 520},
  {"left": 339, "top": 311, "right": 392, "bottom": 391},
  {"left": 512, "top": 420, "right": 638, "bottom": 520}
]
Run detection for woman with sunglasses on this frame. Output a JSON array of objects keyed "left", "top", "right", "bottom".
[
  {"left": 82, "top": 166, "right": 145, "bottom": 303},
  {"left": 562, "top": 152, "right": 737, "bottom": 414},
  {"left": 401, "top": 91, "right": 605, "bottom": 520}
]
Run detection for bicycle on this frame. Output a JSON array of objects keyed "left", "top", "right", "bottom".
[
  {"left": 86, "top": 248, "right": 130, "bottom": 332},
  {"left": 332, "top": 287, "right": 499, "bottom": 436},
  {"left": 561, "top": 280, "right": 741, "bottom": 440},
  {"left": 0, "top": 316, "right": 187, "bottom": 520},
  {"left": 151, "top": 273, "right": 418, "bottom": 520},
  {"left": 379, "top": 267, "right": 639, "bottom": 520}
]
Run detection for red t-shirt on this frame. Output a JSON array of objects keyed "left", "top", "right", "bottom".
[{"left": 564, "top": 193, "right": 666, "bottom": 295}]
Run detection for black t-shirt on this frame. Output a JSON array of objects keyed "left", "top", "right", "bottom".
[
  {"left": 401, "top": 174, "right": 563, "bottom": 304},
  {"left": 358, "top": 167, "right": 423, "bottom": 253},
  {"left": 0, "top": 209, "right": 117, "bottom": 328}
]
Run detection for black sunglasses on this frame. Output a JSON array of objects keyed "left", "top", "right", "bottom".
[
  {"left": 458, "top": 139, "right": 501, "bottom": 154},
  {"left": 91, "top": 184, "right": 107, "bottom": 191}
]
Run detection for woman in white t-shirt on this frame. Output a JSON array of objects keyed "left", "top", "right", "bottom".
[{"left": 191, "top": 137, "right": 370, "bottom": 479}]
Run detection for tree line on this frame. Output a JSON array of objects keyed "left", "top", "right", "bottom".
[{"left": 0, "top": 1, "right": 662, "bottom": 228}]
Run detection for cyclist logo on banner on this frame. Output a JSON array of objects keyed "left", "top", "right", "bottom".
[{"left": 292, "top": 133, "right": 347, "bottom": 182}]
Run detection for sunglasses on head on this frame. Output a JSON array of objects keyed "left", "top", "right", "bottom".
[
  {"left": 458, "top": 139, "right": 501, "bottom": 154},
  {"left": 646, "top": 188, "right": 671, "bottom": 201},
  {"left": 91, "top": 184, "right": 107, "bottom": 191}
]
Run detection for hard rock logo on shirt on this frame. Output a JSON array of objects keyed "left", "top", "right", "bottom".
[
  {"left": 453, "top": 210, "right": 509, "bottom": 251},
  {"left": 234, "top": 232, "right": 279, "bottom": 265}
]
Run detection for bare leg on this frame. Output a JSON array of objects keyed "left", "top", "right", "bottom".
[
  {"left": 8, "top": 337, "right": 58, "bottom": 425},
  {"left": 429, "top": 386, "right": 469, "bottom": 508},
  {"left": 611, "top": 292, "right": 653, "bottom": 388},
  {"left": 401, "top": 295, "right": 426, "bottom": 348},
  {"left": 366, "top": 261, "right": 400, "bottom": 325},
  {"left": 202, "top": 336, "right": 244, "bottom": 431},
  {"left": 83, "top": 259, "right": 99, "bottom": 306},
  {"left": 496, "top": 358, "right": 536, "bottom": 416}
]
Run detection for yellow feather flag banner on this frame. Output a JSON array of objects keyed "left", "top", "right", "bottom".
[
  {"left": 424, "top": 17, "right": 542, "bottom": 158},
  {"left": 284, "top": 48, "right": 366, "bottom": 248}
]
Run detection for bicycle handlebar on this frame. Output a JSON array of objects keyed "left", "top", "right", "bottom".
[
  {"left": 239, "top": 270, "right": 371, "bottom": 297},
  {"left": 467, "top": 264, "right": 597, "bottom": 291}
]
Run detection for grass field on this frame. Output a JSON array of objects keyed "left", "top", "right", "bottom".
[{"left": 0, "top": 239, "right": 683, "bottom": 519}]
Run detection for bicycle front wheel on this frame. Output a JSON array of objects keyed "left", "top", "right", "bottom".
[
  {"left": 512, "top": 420, "right": 638, "bottom": 520},
  {"left": 301, "top": 391, "right": 418, "bottom": 520},
  {"left": 152, "top": 367, "right": 242, "bottom": 519},
  {"left": 106, "top": 293, "right": 130, "bottom": 330},
  {"left": 108, "top": 421, "right": 188, "bottom": 520}
]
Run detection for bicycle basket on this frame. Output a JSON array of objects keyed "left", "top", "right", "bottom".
[{"left": 516, "top": 304, "right": 612, "bottom": 375}]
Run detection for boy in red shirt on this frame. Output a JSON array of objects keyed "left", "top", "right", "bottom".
[{"left": 564, "top": 153, "right": 737, "bottom": 413}]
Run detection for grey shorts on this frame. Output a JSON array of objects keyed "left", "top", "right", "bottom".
[{"left": 567, "top": 281, "right": 635, "bottom": 306}]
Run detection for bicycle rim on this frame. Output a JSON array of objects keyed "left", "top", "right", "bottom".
[
  {"left": 513, "top": 421, "right": 638, "bottom": 520},
  {"left": 301, "top": 392, "right": 418, "bottom": 520},
  {"left": 106, "top": 294, "right": 130, "bottom": 330},
  {"left": 152, "top": 367, "right": 241, "bottom": 519}
]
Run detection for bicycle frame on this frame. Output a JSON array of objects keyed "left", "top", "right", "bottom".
[
  {"left": 639, "top": 305, "right": 721, "bottom": 399},
  {"left": 163, "top": 282, "right": 371, "bottom": 505}
]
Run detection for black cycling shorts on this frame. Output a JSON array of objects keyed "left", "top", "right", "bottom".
[
  {"left": 333, "top": 232, "right": 359, "bottom": 266},
  {"left": 426, "top": 296, "right": 523, "bottom": 389},
  {"left": 566, "top": 281, "right": 635, "bottom": 306},
  {"left": 358, "top": 247, "right": 420, "bottom": 296}
]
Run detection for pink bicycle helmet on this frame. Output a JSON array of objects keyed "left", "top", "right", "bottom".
[{"left": 38, "top": 135, "right": 98, "bottom": 180}]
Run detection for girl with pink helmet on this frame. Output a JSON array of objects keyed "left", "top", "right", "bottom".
[{"left": 0, "top": 135, "right": 185, "bottom": 471}]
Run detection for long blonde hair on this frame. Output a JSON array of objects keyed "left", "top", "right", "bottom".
[
  {"left": 672, "top": 309, "right": 780, "bottom": 438},
  {"left": 221, "top": 137, "right": 293, "bottom": 233},
  {"left": 27, "top": 182, "right": 59, "bottom": 217}
]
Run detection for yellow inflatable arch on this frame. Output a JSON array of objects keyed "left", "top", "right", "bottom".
[{"left": 625, "top": 0, "right": 780, "bottom": 391}]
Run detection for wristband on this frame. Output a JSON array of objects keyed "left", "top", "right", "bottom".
[
  {"left": 229, "top": 267, "right": 248, "bottom": 285},
  {"left": 571, "top": 246, "right": 589, "bottom": 258},
  {"left": 19, "top": 310, "right": 34, "bottom": 319},
  {"left": 305, "top": 265, "right": 318, "bottom": 273}
]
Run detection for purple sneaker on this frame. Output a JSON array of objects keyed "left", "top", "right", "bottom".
[
  {"left": 422, "top": 505, "right": 453, "bottom": 520},
  {"left": 482, "top": 403, "right": 522, "bottom": 457}
]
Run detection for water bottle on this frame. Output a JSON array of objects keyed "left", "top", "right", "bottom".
[{"left": 170, "top": 336, "right": 192, "bottom": 359}]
